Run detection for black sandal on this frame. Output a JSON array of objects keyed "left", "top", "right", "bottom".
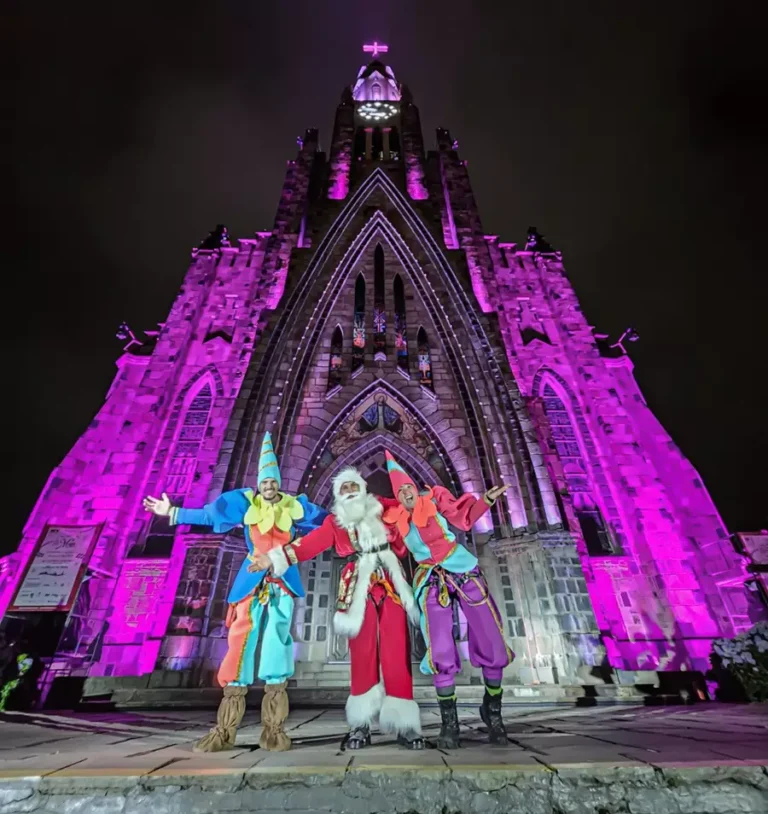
[
  {"left": 397, "top": 732, "right": 425, "bottom": 750},
  {"left": 341, "top": 725, "right": 371, "bottom": 750}
]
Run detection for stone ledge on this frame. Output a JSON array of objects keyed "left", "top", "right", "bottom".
[{"left": 0, "top": 763, "right": 765, "bottom": 814}]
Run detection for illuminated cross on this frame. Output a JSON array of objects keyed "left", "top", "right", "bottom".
[{"left": 363, "top": 41, "right": 388, "bottom": 59}]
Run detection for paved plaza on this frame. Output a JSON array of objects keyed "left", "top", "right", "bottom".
[{"left": 0, "top": 703, "right": 766, "bottom": 812}]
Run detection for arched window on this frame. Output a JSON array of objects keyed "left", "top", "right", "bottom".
[
  {"left": 353, "top": 127, "right": 366, "bottom": 161},
  {"left": 142, "top": 383, "right": 214, "bottom": 557},
  {"left": 388, "top": 127, "right": 401, "bottom": 160},
  {"left": 372, "top": 128, "right": 384, "bottom": 161},
  {"left": 541, "top": 384, "right": 616, "bottom": 555},
  {"left": 394, "top": 274, "right": 408, "bottom": 372},
  {"left": 328, "top": 326, "right": 344, "bottom": 391},
  {"left": 371, "top": 83, "right": 382, "bottom": 101},
  {"left": 352, "top": 274, "right": 366, "bottom": 374},
  {"left": 373, "top": 245, "right": 386, "bottom": 360},
  {"left": 417, "top": 327, "right": 433, "bottom": 389}
]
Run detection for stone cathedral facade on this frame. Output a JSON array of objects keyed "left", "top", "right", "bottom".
[{"left": 1, "top": 49, "right": 758, "bottom": 702}]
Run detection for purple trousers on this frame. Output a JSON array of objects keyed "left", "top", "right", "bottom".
[{"left": 420, "top": 567, "right": 513, "bottom": 689}]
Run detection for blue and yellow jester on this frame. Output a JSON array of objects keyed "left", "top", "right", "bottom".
[{"left": 144, "top": 432, "right": 326, "bottom": 753}]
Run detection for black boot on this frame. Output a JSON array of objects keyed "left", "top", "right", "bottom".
[
  {"left": 437, "top": 697, "right": 461, "bottom": 749},
  {"left": 479, "top": 690, "right": 508, "bottom": 746}
]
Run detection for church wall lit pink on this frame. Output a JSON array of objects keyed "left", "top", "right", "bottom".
[{"left": 0, "top": 45, "right": 761, "bottom": 690}]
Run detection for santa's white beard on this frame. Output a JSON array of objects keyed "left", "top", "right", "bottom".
[{"left": 333, "top": 493, "right": 368, "bottom": 526}]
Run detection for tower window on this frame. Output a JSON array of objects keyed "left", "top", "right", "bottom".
[
  {"left": 394, "top": 274, "right": 408, "bottom": 373},
  {"left": 372, "top": 128, "right": 384, "bottom": 161},
  {"left": 389, "top": 127, "right": 401, "bottom": 160},
  {"left": 576, "top": 509, "right": 615, "bottom": 556},
  {"left": 354, "top": 127, "right": 366, "bottom": 161},
  {"left": 352, "top": 274, "right": 365, "bottom": 374},
  {"left": 417, "top": 327, "right": 433, "bottom": 389},
  {"left": 371, "top": 83, "right": 382, "bottom": 101},
  {"left": 373, "top": 245, "right": 386, "bottom": 360},
  {"left": 328, "top": 326, "right": 343, "bottom": 391}
]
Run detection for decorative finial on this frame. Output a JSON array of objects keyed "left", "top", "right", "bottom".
[
  {"left": 197, "top": 224, "right": 230, "bottom": 251},
  {"left": 363, "top": 41, "right": 388, "bottom": 59},
  {"left": 525, "top": 227, "right": 554, "bottom": 253}
]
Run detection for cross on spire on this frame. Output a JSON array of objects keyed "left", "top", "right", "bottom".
[{"left": 363, "top": 41, "right": 388, "bottom": 59}]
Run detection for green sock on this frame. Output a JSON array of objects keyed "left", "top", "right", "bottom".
[
  {"left": 438, "top": 693, "right": 457, "bottom": 702},
  {"left": 485, "top": 684, "right": 503, "bottom": 696}
]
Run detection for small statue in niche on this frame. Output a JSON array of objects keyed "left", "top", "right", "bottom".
[
  {"left": 198, "top": 224, "right": 230, "bottom": 251},
  {"left": 525, "top": 227, "right": 554, "bottom": 253}
]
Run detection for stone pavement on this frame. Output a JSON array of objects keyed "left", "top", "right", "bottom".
[{"left": 0, "top": 703, "right": 766, "bottom": 813}]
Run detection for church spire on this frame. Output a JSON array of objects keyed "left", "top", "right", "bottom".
[{"left": 353, "top": 41, "right": 401, "bottom": 102}]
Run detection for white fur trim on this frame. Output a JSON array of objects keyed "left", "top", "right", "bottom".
[
  {"left": 379, "top": 695, "right": 423, "bottom": 736},
  {"left": 333, "top": 550, "right": 378, "bottom": 639},
  {"left": 267, "top": 546, "right": 290, "bottom": 578},
  {"left": 346, "top": 682, "right": 384, "bottom": 728},
  {"left": 332, "top": 466, "right": 367, "bottom": 499}
]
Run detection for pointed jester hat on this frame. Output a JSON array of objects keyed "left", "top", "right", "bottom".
[{"left": 257, "top": 432, "right": 281, "bottom": 487}]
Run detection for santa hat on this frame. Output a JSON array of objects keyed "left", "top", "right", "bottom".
[
  {"left": 257, "top": 432, "right": 281, "bottom": 487},
  {"left": 332, "top": 467, "right": 368, "bottom": 499},
  {"left": 385, "top": 451, "right": 416, "bottom": 496}
]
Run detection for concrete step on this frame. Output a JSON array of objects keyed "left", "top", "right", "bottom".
[{"left": 82, "top": 682, "right": 649, "bottom": 710}]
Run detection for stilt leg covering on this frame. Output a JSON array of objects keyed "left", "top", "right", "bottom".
[
  {"left": 259, "top": 681, "right": 292, "bottom": 751},
  {"left": 193, "top": 685, "right": 248, "bottom": 753}
]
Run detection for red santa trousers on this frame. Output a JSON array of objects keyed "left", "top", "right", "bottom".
[{"left": 345, "top": 581, "right": 421, "bottom": 736}]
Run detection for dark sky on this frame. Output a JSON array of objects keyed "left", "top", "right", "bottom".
[{"left": 7, "top": 2, "right": 767, "bottom": 554}]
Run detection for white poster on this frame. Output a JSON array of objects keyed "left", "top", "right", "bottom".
[{"left": 9, "top": 524, "right": 102, "bottom": 612}]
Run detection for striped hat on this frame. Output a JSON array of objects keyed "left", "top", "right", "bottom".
[
  {"left": 385, "top": 450, "right": 416, "bottom": 495},
  {"left": 257, "top": 432, "right": 281, "bottom": 487}
]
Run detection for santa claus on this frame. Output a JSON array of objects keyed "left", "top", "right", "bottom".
[{"left": 250, "top": 466, "right": 424, "bottom": 749}]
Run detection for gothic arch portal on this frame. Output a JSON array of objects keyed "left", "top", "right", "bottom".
[{"left": 225, "top": 169, "right": 545, "bottom": 534}]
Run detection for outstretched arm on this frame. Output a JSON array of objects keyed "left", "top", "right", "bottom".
[
  {"left": 143, "top": 489, "right": 250, "bottom": 533},
  {"left": 432, "top": 484, "right": 509, "bottom": 531}
]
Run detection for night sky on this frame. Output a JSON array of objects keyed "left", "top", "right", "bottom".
[{"left": 7, "top": 2, "right": 767, "bottom": 554}]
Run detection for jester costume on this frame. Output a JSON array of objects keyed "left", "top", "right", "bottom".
[
  {"left": 169, "top": 433, "right": 327, "bottom": 752},
  {"left": 382, "top": 451, "right": 512, "bottom": 747}
]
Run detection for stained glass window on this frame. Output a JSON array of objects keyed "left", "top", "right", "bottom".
[
  {"left": 373, "top": 245, "right": 386, "bottom": 359},
  {"left": 394, "top": 274, "right": 408, "bottom": 372},
  {"left": 417, "top": 327, "right": 433, "bottom": 390},
  {"left": 328, "top": 326, "right": 343, "bottom": 391},
  {"left": 352, "top": 274, "right": 365, "bottom": 374}
]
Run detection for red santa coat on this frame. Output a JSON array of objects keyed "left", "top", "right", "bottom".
[{"left": 269, "top": 494, "right": 419, "bottom": 638}]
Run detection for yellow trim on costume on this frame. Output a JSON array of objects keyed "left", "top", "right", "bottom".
[
  {"left": 242, "top": 491, "right": 305, "bottom": 535},
  {"left": 284, "top": 543, "right": 299, "bottom": 566}
]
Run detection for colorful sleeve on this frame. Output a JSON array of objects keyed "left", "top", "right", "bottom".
[
  {"left": 294, "top": 494, "right": 330, "bottom": 535},
  {"left": 432, "top": 485, "right": 490, "bottom": 531},
  {"left": 171, "top": 489, "right": 250, "bottom": 533}
]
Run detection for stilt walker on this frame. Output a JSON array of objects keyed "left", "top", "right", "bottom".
[
  {"left": 381, "top": 451, "right": 513, "bottom": 748},
  {"left": 143, "top": 433, "right": 327, "bottom": 752},
  {"left": 251, "top": 467, "right": 424, "bottom": 749}
]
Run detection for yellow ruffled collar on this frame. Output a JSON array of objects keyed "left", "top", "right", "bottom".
[{"left": 243, "top": 490, "right": 304, "bottom": 535}]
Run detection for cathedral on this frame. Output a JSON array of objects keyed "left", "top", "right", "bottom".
[{"left": 0, "top": 46, "right": 759, "bottom": 705}]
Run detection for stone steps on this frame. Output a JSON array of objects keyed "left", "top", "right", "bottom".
[{"left": 82, "top": 681, "right": 649, "bottom": 710}]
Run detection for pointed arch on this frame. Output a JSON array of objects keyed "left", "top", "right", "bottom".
[
  {"left": 137, "top": 372, "right": 218, "bottom": 558},
  {"left": 227, "top": 169, "right": 545, "bottom": 531},
  {"left": 328, "top": 325, "right": 343, "bottom": 391},
  {"left": 393, "top": 273, "right": 408, "bottom": 372},
  {"left": 373, "top": 244, "right": 386, "bottom": 359},
  {"left": 417, "top": 326, "right": 433, "bottom": 390},
  {"left": 532, "top": 368, "right": 624, "bottom": 556},
  {"left": 297, "top": 379, "right": 464, "bottom": 498},
  {"left": 352, "top": 274, "right": 366, "bottom": 373}
]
